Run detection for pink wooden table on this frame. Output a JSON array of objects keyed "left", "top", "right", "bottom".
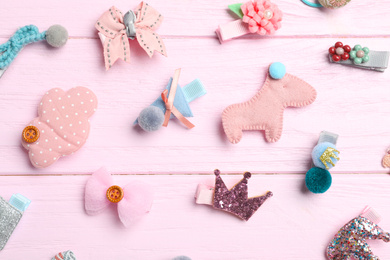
[{"left": 1, "top": 0, "right": 390, "bottom": 259}]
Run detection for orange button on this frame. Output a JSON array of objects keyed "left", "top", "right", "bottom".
[
  {"left": 22, "top": 126, "right": 40, "bottom": 143},
  {"left": 106, "top": 185, "right": 124, "bottom": 203}
]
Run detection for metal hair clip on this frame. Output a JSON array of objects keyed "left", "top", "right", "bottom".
[
  {"left": 123, "top": 10, "right": 137, "bottom": 40},
  {"left": 329, "top": 42, "right": 389, "bottom": 72}
]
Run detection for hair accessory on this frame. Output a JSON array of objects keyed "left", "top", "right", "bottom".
[
  {"left": 329, "top": 41, "right": 389, "bottom": 72},
  {"left": 0, "top": 25, "right": 68, "bottom": 78},
  {"left": 216, "top": 0, "right": 283, "bottom": 43},
  {"left": 96, "top": 3, "right": 167, "bottom": 70},
  {"left": 85, "top": 168, "right": 153, "bottom": 227},
  {"left": 0, "top": 194, "right": 31, "bottom": 251},
  {"left": 327, "top": 206, "right": 389, "bottom": 259},
  {"left": 52, "top": 250, "right": 76, "bottom": 260},
  {"left": 21, "top": 87, "right": 97, "bottom": 168},
  {"left": 222, "top": 62, "right": 316, "bottom": 143},
  {"left": 172, "top": 257, "right": 191, "bottom": 260},
  {"left": 305, "top": 131, "right": 339, "bottom": 194},
  {"left": 301, "top": 0, "right": 351, "bottom": 8},
  {"left": 195, "top": 169, "right": 272, "bottom": 221},
  {"left": 135, "top": 69, "right": 206, "bottom": 131},
  {"left": 381, "top": 147, "right": 390, "bottom": 168}
]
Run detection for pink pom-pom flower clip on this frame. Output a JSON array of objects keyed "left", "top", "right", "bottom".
[{"left": 216, "top": 0, "right": 283, "bottom": 43}]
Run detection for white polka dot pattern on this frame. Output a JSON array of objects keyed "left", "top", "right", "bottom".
[{"left": 22, "top": 87, "right": 98, "bottom": 168}]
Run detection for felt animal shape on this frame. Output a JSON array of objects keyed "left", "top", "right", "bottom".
[
  {"left": 327, "top": 207, "right": 390, "bottom": 260},
  {"left": 0, "top": 194, "right": 30, "bottom": 251},
  {"left": 135, "top": 69, "right": 206, "bottom": 131},
  {"left": 0, "top": 25, "right": 68, "bottom": 78},
  {"left": 301, "top": 0, "right": 351, "bottom": 8},
  {"left": 85, "top": 168, "right": 153, "bottom": 228},
  {"left": 305, "top": 131, "right": 339, "bottom": 194},
  {"left": 196, "top": 169, "right": 273, "bottom": 221},
  {"left": 21, "top": 87, "right": 97, "bottom": 168},
  {"left": 328, "top": 41, "right": 389, "bottom": 72},
  {"left": 52, "top": 250, "right": 76, "bottom": 260},
  {"left": 222, "top": 62, "right": 316, "bottom": 143},
  {"left": 96, "top": 2, "right": 167, "bottom": 70},
  {"left": 216, "top": 0, "right": 283, "bottom": 43}
]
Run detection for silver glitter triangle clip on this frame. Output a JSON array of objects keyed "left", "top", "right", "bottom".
[{"left": 0, "top": 68, "right": 6, "bottom": 78}]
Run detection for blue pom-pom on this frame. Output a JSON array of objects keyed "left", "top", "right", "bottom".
[
  {"left": 305, "top": 167, "right": 332, "bottom": 193},
  {"left": 269, "top": 62, "right": 286, "bottom": 79},
  {"left": 138, "top": 106, "right": 165, "bottom": 132},
  {"left": 172, "top": 257, "right": 192, "bottom": 260},
  {"left": 312, "top": 142, "right": 339, "bottom": 170}
]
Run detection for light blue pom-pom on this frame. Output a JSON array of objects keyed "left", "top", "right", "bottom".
[
  {"left": 312, "top": 142, "right": 339, "bottom": 170},
  {"left": 138, "top": 106, "right": 165, "bottom": 132},
  {"left": 269, "top": 62, "right": 286, "bottom": 79}
]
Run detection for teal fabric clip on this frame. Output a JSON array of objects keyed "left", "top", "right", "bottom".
[
  {"left": 9, "top": 194, "right": 31, "bottom": 212},
  {"left": 182, "top": 79, "right": 207, "bottom": 103}
]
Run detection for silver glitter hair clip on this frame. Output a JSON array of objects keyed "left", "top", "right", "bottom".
[{"left": 0, "top": 194, "right": 31, "bottom": 251}]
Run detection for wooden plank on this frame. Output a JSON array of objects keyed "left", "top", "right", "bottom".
[
  {"left": 0, "top": 1, "right": 388, "bottom": 38},
  {"left": 0, "top": 174, "right": 389, "bottom": 259},
  {"left": 0, "top": 37, "right": 389, "bottom": 174}
]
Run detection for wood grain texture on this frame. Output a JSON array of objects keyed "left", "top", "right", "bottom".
[
  {"left": 1, "top": 174, "right": 390, "bottom": 260},
  {"left": 1, "top": 0, "right": 390, "bottom": 259},
  {"left": 0, "top": 1, "right": 387, "bottom": 38},
  {"left": 0, "top": 37, "right": 389, "bottom": 173}
]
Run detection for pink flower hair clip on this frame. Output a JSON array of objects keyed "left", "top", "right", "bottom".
[
  {"left": 96, "top": 2, "right": 167, "bottom": 70},
  {"left": 85, "top": 168, "right": 153, "bottom": 227},
  {"left": 216, "top": 0, "right": 283, "bottom": 44}
]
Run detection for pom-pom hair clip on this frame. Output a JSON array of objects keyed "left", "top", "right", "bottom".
[
  {"left": 96, "top": 2, "right": 167, "bottom": 70},
  {"left": 328, "top": 41, "right": 389, "bottom": 72},
  {"left": 195, "top": 169, "right": 273, "bottom": 221},
  {"left": 85, "top": 168, "right": 153, "bottom": 228},
  {"left": 135, "top": 68, "right": 206, "bottom": 131},
  {"left": 301, "top": 0, "right": 351, "bottom": 8},
  {"left": 0, "top": 25, "right": 68, "bottom": 78},
  {"left": 305, "top": 131, "right": 340, "bottom": 194},
  {"left": 222, "top": 62, "right": 316, "bottom": 143},
  {"left": 0, "top": 194, "right": 31, "bottom": 251},
  {"left": 21, "top": 87, "right": 97, "bottom": 168},
  {"left": 216, "top": 0, "right": 283, "bottom": 43},
  {"left": 327, "top": 206, "right": 389, "bottom": 259}
]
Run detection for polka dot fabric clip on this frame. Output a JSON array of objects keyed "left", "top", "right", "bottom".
[{"left": 21, "top": 87, "right": 98, "bottom": 168}]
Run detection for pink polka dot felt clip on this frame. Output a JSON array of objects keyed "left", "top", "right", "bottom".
[{"left": 21, "top": 87, "right": 97, "bottom": 168}]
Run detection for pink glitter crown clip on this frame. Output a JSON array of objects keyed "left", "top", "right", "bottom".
[{"left": 195, "top": 169, "right": 273, "bottom": 221}]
